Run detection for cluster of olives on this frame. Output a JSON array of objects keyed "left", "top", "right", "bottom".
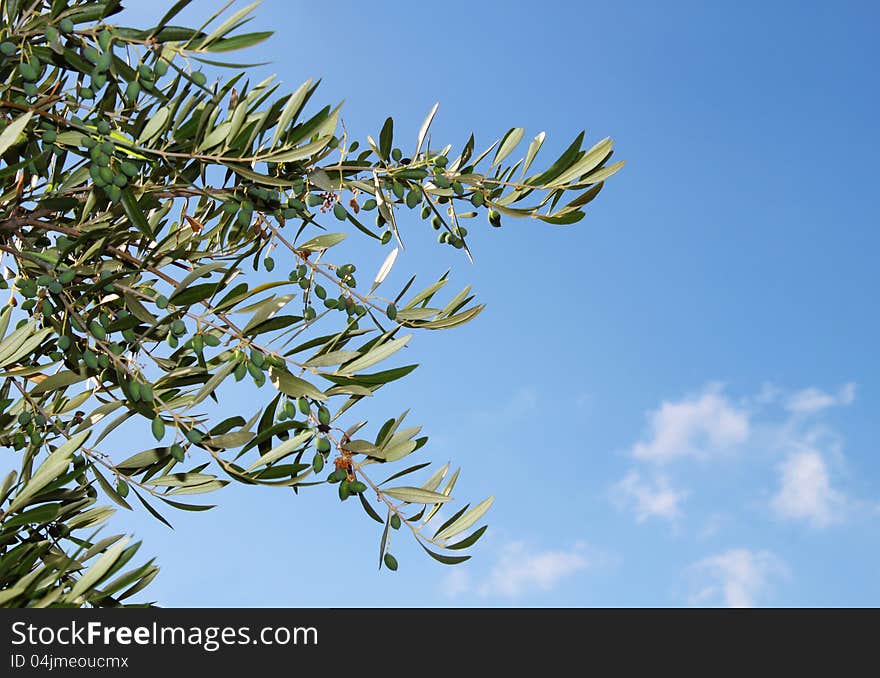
[
  {"left": 327, "top": 469, "right": 367, "bottom": 501},
  {"left": 15, "top": 272, "right": 68, "bottom": 317},
  {"left": 288, "top": 262, "right": 366, "bottom": 322},
  {"left": 14, "top": 267, "right": 150, "bottom": 362},
  {"left": 82, "top": 120, "right": 141, "bottom": 201},
  {"left": 10, "top": 408, "right": 56, "bottom": 450},
  {"left": 273, "top": 398, "right": 333, "bottom": 454},
  {"left": 222, "top": 184, "right": 306, "bottom": 231},
  {"left": 230, "top": 345, "right": 285, "bottom": 388}
]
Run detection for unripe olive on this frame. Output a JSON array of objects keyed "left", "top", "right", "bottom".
[{"left": 317, "top": 406, "right": 330, "bottom": 426}]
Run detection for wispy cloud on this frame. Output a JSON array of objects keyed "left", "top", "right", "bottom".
[
  {"left": 616, "top": 382, "right": 858, "bottom": 528},
  {"left": 631, "top": 384, "right": 750, "bottom": 463},
  {"left": 785, "top": 383, "right": 856, "bottom": 415},
  {"left": 771, "top": 450, "right": 844, "bottom": 527},
  {"left": 613, "top": 470, "right": 687, "bottom": 523},
  {"left": 688, "top": 548, "right": 788, "bottom": 607},
  {"left": 441, "top": 541, "right": 598, "bottom": 600}
]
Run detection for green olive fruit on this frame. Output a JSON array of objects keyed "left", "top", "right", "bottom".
[
  {"left": 124, "top": 81, "right": 139, "bottom": 101},
  {"left": 19, "top": 63, "right": 38, "bottom": 81},
  {"left": 312, "top": 453, "right": 324, "bottom": 473},
  {"left": 170, "top": 443, "right": 185, "bottom": 462}
]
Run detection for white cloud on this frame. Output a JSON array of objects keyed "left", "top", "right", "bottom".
[
  {"left": 617, "top": 382, "right": 858, "bottom": 528},
  {"left": 631, "top": 385, "right": 750, "bottom": 463},
  {"left": 442, "top": 542, "right": 594, "bottom": 600},
  {"left": 482, "top": 542, "right": 588, "bottom": 598},
  {"left": 785, "top": 383, "right": 856, "bottom": 415},
  {"left": 771, "top": 450, "right": 844, "bottom": 527},
  {"left": 613, "top": 470, "right": 686, "bottom": 522},
  {"left": 688, "top": 549, "right": 787, "bottom": 607}
]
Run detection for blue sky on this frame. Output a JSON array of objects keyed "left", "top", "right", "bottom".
[{"left": 110, "top": 0, "right": 879, "bottom": 607}]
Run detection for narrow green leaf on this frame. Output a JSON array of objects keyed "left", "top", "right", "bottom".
[
  {"left": 265, "top": 134, "right": 334, "bottom": 162},
  {"left": 121, "top": 189, "right": 153, "bottom": 239},
  {"left": 417, "top": 540, "right": 470, "bottom": 565},
  {"left": 435, "top": 495, "right": 495, "bottom": 542},
  {"left": 537, "top": 211, "right": 585, "bottom": 225},
  {"left": 68, "top": 538, "right": 130, "bottom": 601},
  {"left": 574, "top": 159, "right": 625, "bottom": 186},
  {"left": 550, "top": 136, "right": 613, "bottom": 186},
  {"left": 415, "top": 102, "right": 439, "bottom": 158},
  {"left": 379, "top": 510, "right": 391, "bottom": 570},
  {"left": 170, "top": 261, "right": 228, "bottom": 301},
  {"left": 446, "top": 525, "right": 488, "bottom": 550},
  {"left": 373, "top": 246, "right": 399, "bottom": 288},
  {"left": 271, "top": 79, "right": 315, "bottom": 147},
  {"left": 379, "top": 462, "right": 431, "bottom": 486},
  {"left": 9, "top": 431, "right": 89, "bottom": 512},
  {"left": 303, "top": 349, "right": 360, "bottom": 368},
  {"left": 205, "top": 31, "right": 273, "bottom": 53},
  {"left": 358, "top": 492, "right": 384, "bottom": 523},
  {"left": 520, "top": 131, "right": 546, "bottom": 177},
  {"left": 492, "top": 127, "right": 524, "bottom": 167},
  {"left": 415, "top": 304, "right": 484, "bottom": 329},
  {"left": 137, "top": 106, "right": 170, "bottom": 144},
  {"left": 0, "top": 112, "right": 32, "bottom": 155},
  {"left": 246, "top": 430, "right": 313, "bottom": 471},
  {"left": 190, "top": 360, "right": 236, "bottom": 406},
  {"left": 379, "top": 117, "right": 393, "bottom": 160},
  {"left": 384, "top": 486, "right": 453, "bottom": 505},
  {"left": 341, "top": 335, "right": 411, "bottom": 374},
  {"left": 269, "top": 367, "right": 327, "bottom": 401},
  {"left": 298, "top": 232, "right": 346, "bottom": 251}
]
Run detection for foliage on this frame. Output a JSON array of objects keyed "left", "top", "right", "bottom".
[{"left": 0, "top": 0, "right": 622, "bottom": 607}]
